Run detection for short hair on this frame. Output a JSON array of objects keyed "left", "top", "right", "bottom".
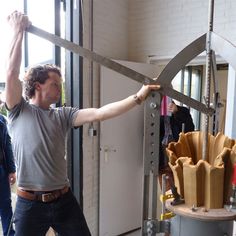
[{"left": 23, "top": 64, "right": 61, "bottom": 99}]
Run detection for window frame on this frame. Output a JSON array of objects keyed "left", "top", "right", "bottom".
[{"left": 172, "top": 65, "right": 203, "bottom": 130}]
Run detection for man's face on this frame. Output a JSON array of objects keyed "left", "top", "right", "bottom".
[{"left": 39, "top": 72, "right": 62, "bottom": 104}]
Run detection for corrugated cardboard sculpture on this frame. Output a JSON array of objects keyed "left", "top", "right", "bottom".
[{"left": 166, "top": 132, "right": 236, "bottom": 209}]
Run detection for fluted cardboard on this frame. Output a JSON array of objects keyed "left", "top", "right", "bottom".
[{"left": 166, "top": 132, "right": 235, "bottom": 209}]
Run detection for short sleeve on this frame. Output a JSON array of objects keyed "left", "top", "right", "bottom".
[{"left": 7, "top": 97, "right": 26, "bottom": 123}]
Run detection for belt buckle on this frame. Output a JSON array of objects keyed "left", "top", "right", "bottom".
[{"left": 42, "top": 193, "right": 54, "bottom": 202}]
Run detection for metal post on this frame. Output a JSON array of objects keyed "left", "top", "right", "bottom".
[
  {"left": 142, "top": 91, "right": 161, "bottom": 235},
  {"left": 202, "top": 0, "right": 214, "bottom": 161}
]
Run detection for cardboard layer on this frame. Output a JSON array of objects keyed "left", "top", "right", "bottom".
[{"left": 166, "top": 132, "right": 236, "bottom": 209}]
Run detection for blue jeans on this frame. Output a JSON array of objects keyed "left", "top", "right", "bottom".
[
  {"left": 0, "top": 166, "right": 15, "bottom": 236},
  {"left": 14, "top": 189, "right": 91, "bottom": 236}
]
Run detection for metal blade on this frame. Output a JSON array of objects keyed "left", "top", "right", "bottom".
[{"left": 26, "top": 25, "right": 213, "bottom": 115}]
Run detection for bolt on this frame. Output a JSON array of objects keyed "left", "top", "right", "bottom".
[{"left": 150, "top": 102, "right": 157, "bottom": 109}]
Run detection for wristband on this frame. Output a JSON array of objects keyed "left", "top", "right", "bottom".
[{"left": 133, "top": 94, "right": 142, "bottom": 105}]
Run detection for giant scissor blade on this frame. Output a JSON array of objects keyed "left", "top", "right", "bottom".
[
  {"left": 26, "top": 25, "right": 213, "bottom": 115},
  {"left": 26, "top": 25, "right": 152, "bottom": 85}
]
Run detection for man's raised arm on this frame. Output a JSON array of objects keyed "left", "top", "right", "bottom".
[{"left": 5, "top": 11, "right": 30, "bottom": 110}]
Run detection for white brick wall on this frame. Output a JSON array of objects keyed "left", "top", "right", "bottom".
[
  {"left": 93, "top": 0, "right": 129, "bottom": 59},
  {"left": 128, "top": 0, "right": 236, "bottom": 62}
]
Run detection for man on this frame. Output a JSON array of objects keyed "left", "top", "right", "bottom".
[
  {"left": 0, "top": 114, "right": 16, "bottom": 236},
  {"left": 6, "top": 11, "right": 160, "bottom": 236}
]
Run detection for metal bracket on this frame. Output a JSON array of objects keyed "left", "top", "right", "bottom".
[{"left": 143, "top": 219, "right": 170, "bottom": 235}]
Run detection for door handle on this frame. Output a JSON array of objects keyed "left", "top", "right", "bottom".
[{"left": 102, "top": 146, "right": 117, "bottom": 162}]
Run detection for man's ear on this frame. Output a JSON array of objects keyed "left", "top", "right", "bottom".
[{"left": 34, "top": 82, "right": 41, "bottom": 91}]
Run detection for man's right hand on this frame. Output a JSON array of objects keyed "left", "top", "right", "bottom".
[{"left": 7, "top": 11, "right": 31, "bottom": 32}]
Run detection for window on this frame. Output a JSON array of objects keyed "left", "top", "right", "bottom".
[
  {"left": 0, "top": 1, "right": 23, "bottom": 83},
  {"left": 172, "top": 66, "right": 203, "bottom": 130},
  {"left": 0, "top": 0, "right": 61, "bottom": 94},
  {"left": 24, "top": 0, "right": 60, "bottom": 67}
]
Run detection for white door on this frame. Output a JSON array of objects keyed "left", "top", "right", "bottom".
[{"left": 99, "top": 61, "right": 160, "bottom": 236}]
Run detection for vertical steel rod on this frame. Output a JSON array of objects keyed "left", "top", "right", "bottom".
[
  {"left": 202, "top": 0, "right": 214, "bottom": 161},
  {"left": 151, "top": 173, "right": 158, "bottom": 218}
]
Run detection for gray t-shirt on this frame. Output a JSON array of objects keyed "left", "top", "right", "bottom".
[{"left": 8, "top": 98, "right": 80, "bottom": 191}]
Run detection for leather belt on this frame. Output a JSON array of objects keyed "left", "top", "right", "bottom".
[{"left": 17, "top": 186, "right": 69, "bottom": 203}]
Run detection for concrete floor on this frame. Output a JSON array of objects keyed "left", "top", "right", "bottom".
[
  {"left": 124, "top": 226, "right": 236, "bottom": 236},
  {"left": 124, "top": 230, "right": 141, "bottom": 236},
  {"left": 124, "top": 231, "right": 165, "bottom": 236}
]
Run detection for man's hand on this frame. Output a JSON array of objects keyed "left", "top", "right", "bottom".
[
  {"left": 7, "top": 11, "right": 31, "bottom": 32},
  {"left": 8, "top": 172, "right": 16, "bottom": 185},
  {"left": 136, "top": 84, "right": 161, "bottom": 102}
]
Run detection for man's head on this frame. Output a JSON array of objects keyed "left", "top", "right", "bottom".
[{"left": 24, "top": 64, "right": 61, "bottom": 100}]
